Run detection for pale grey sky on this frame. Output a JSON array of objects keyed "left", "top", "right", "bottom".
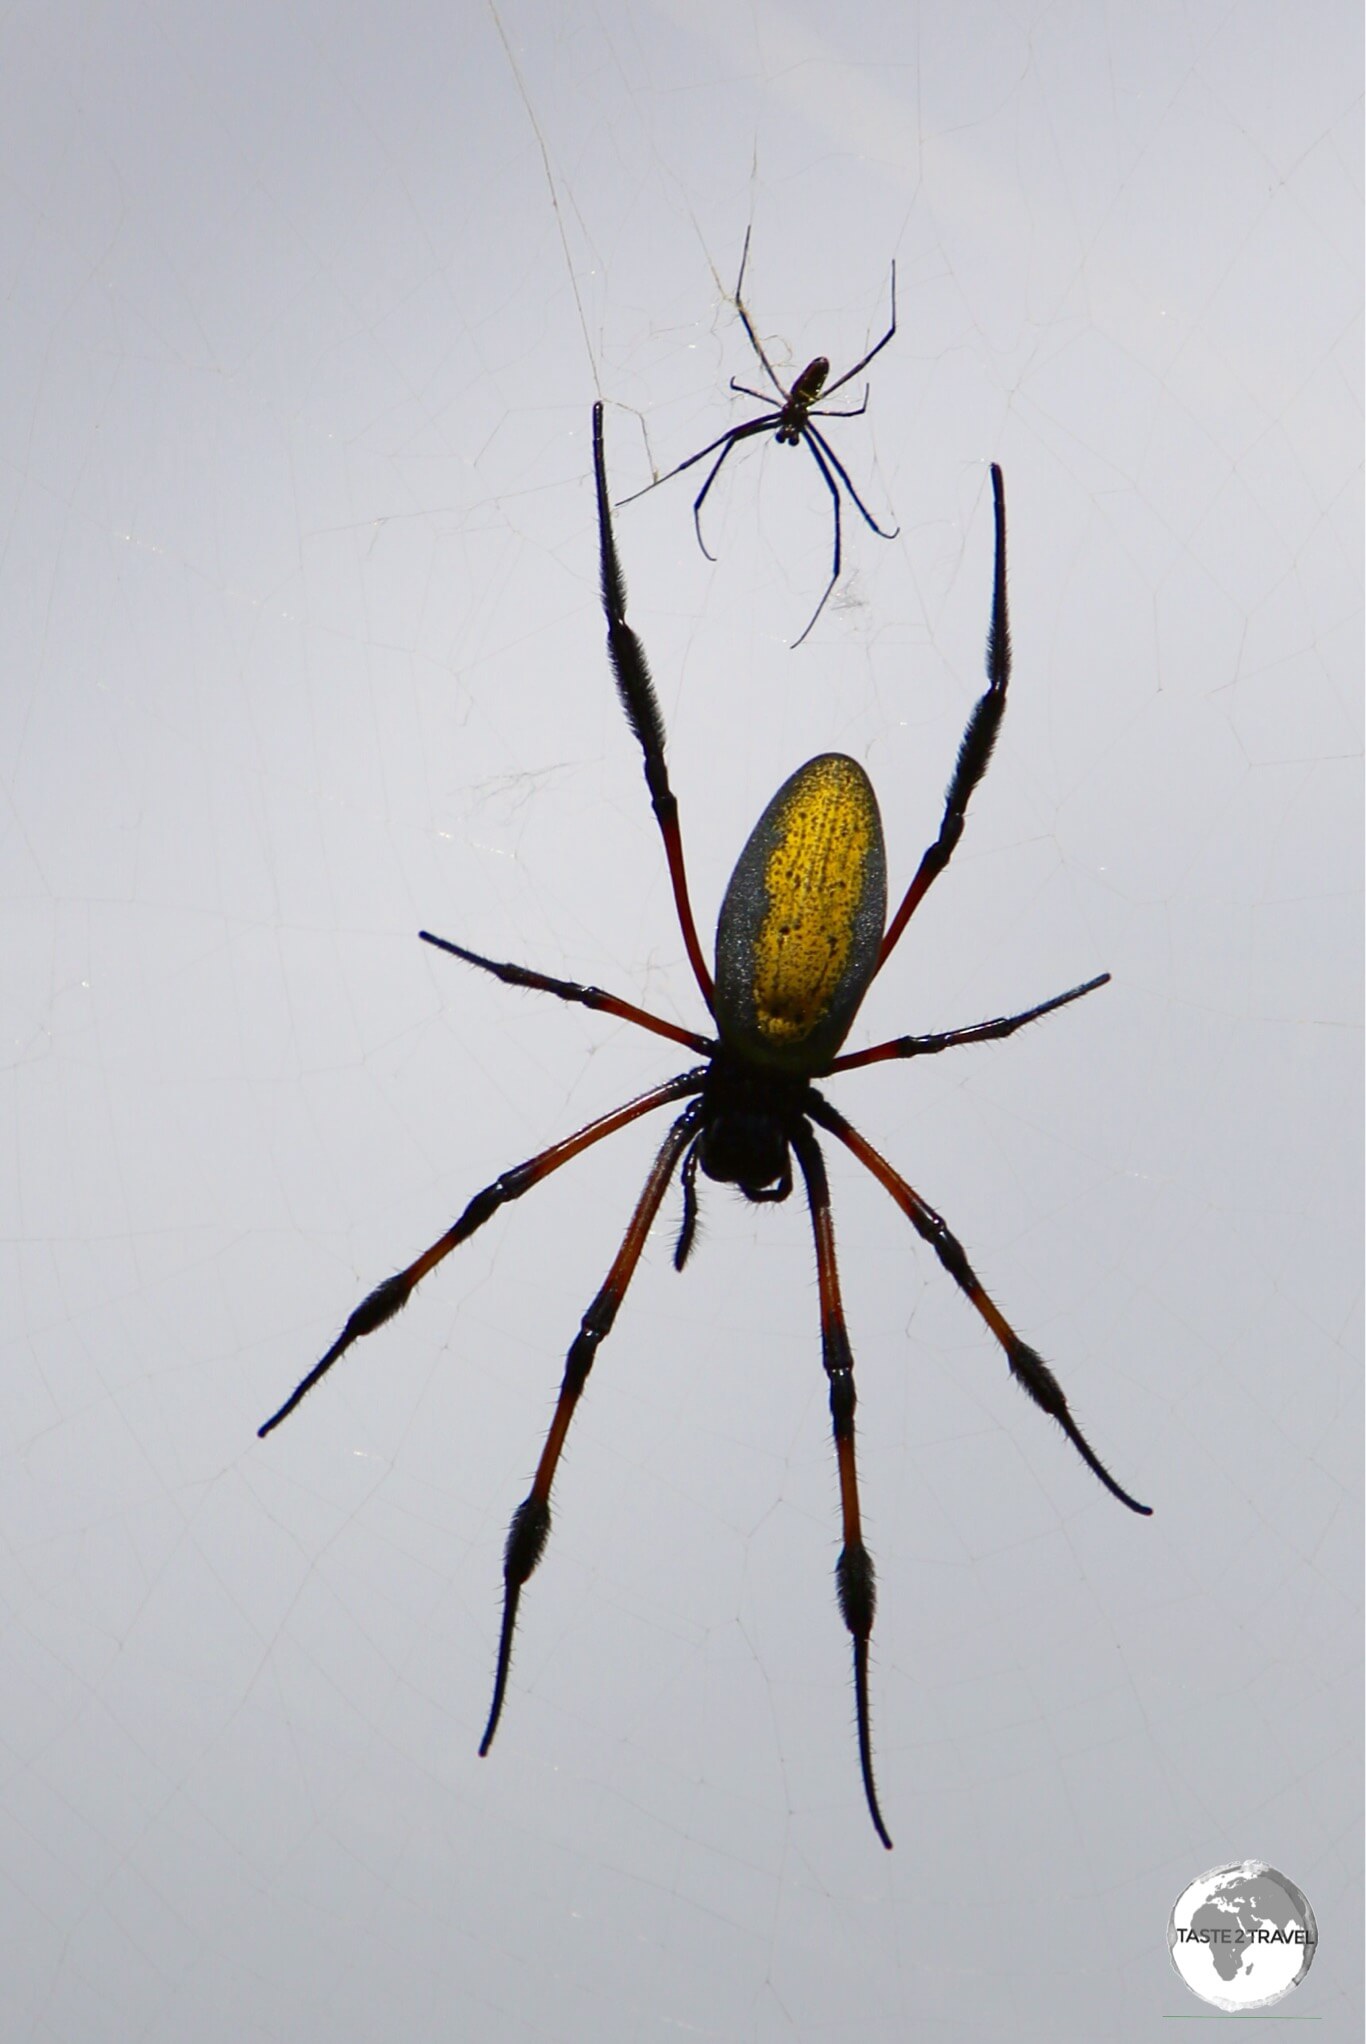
[{"left": 0, "top": 3, "right": 1359, "bottom": 2038}]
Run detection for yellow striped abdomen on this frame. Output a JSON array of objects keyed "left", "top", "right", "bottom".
[{"left": 714, "top": 755, "right": 887, "bottom": 1072}]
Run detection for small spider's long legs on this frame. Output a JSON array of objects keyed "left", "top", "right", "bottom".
[
  {"left": 731, "top": 229, "right": 898, "bottom": 409},
  {"left": 256, "top": 1070, "right": 707, "bottom": 1439},
  {"left": 808, "top": 1097, "right": 1152, "bottom": 1518},
  {"left": 806, "top": 426, "right": 899, "bottom": 540},
  {"left": 616, "top": 414, "right": 774, "bottom": 524},
  {"left": 594, "top": 404, "right": 715, "bottom": 1013},
  {"left": 732, "top": 227, "right": 786, "bottom": 399},
  {"left": 827, "top": 973, "right": 1110, "bottom": 1075},
  {"left": 878, "top": 464, "right": 1010, "bottom": 974},
  {"left": 791, "top": 1122, "right": 893, "bottom": 1850},
  {"left": 617, "top": 242, "right": 897, "bottom": 645},
  {"left": 655, "top": 410, "right": 895, "bottom": 644},
  {"left": 480, "top": 1100, "right": 704, "bottom": 1756},
  {"left": 689, "top": 418, "right": 782, "bottom": 560},
  {"left": 789, "top": 424, "right": 903, "bottom": 647},
  {"left": 419, "top": 932, "right": 714, "bottom": 1058},
  {"left": 810, "top": 265, "right": 898, "bottom": 404},
  {"left": 729, "top": 379, "right": 870, "bottom": 423},
  {"left": 791, "top": 430, "right": 845, "bottom": 647}
]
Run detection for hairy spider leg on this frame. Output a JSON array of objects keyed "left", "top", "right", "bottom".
[
  {"left": 828, "top": 973, "right": 1111, "bottom": 1075},
  {"left": 879, "top": 464, "right": 1010, "bottom": 972},
  {"left": 594, "top": 403, "right": 715, "bottom": 1010},
  {"left": 675, "top": 1143, "right": 701, "bottom": 1271},
  {"left": 256, "top": 1070, "right": 707, "bottom": 1438},
  {"left": 480, "top": 1100, "right": 705, "bottom": 1755},
  {"left": 418, "top": 933, "right": 713, "bottom": 1058},
  {"left": 808, "top": 1095, "right": 1152, "bottom": 1517},
  {"left": 791, "top": 1120, "right": 893, "bottom": 1850}
]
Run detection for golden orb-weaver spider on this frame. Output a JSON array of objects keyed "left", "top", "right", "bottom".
[
  {"left": 619, "top": 231, "right": 900, "bottom": 645},
  {"left": 258, "top": 403, "right": 1150, "bottom": 1848}
]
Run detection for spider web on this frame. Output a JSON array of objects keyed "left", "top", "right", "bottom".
[{"left": 0, "top": 2, "right": 1359, "bottom": 2040}]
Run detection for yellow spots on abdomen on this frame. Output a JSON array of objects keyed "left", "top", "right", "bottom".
[{"left": 751, "top": 757, "right": 876, "bottom": 1046}]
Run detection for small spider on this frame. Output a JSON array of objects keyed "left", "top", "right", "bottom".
[
  {"left": 258, "top": 405, "right": 1151, "bottom": 1848},
  {"left": 620, "top": 230, "right": 900, "bottom": 645}
]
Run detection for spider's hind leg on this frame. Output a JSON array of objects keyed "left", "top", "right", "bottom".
[
  {"left": 480, "top": 1100, "right": 704, "bottom": 1755},
  {"left": 791, "top": 1120, "right": 894, "bottom": 1849},
  {"left": 809, "top": 1094, "right": 1152, "bottom": 1518}
]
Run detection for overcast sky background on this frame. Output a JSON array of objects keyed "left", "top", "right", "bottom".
[{"left": 1, "top": 3, "right": 1360, "bottom": 2039}]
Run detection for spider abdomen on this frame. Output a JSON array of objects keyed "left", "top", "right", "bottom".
[
  {"left": 714, "top": 753, "right": 887, "bottom": 1074},
  {"left": 786, "top": 355, "right": 830, "bottom": 420}
]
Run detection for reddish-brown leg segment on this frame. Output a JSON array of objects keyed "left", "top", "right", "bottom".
[
  {"left": 827, "top": 974, "right": 1109, "bottom": 1075},
  {"left": 419, "top": 932, "right": 714, "bottom": 1057},
  {"left": 790, "top": 1120, "right": 894, "bottom": 1849},
  {"left": 479, "top": 1100, "right": 704, "bottom": 1756},
  {"left": 257, "top": 1071, "right": 706, "bottom": 1439},
  {"left": 808, "top": 1096, "right": 1151, "bottom": 1518}
]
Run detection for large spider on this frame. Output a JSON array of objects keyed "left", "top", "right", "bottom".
[
  {"left": 258, "top": 404, "right": 1151, "bottom": 1849},
  {"left": 620, "top": 231, "right": 900, "bottom": 645}
]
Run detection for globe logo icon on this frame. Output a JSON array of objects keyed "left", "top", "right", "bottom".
[{"left": 1168, "top": 1860, "right": 1317, "bottom": 2011}]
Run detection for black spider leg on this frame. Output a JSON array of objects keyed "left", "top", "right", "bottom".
[
  {"left": 879, "top": 463, "right": 1010, "bottom": 973},
  {"left": 674, "top": 1132, "right": 791, "bottom": 1273},
  {"left": 685, "top": 410, "right": 896, "bottom": 593},
  {"left": 809, "top": 392, "right": 871, "bottom": 419},
  {"left": 731, "top": 377, "right": 872, "bottom": 423},
  {"left": 256, "top": 1070, "right": 707, "bottom": 1438},
  {"left": 688, "top": 415, "right": 781, "bottom": 561},
  {"left": 790, "top": 1120, "right": 893, "bottom": 1849},
  {"left": 827, "top": 974, "right": 1110, "bottom": 1075},
  {"left": 732, "top": 382, "right": 879, "bottom": 437},
  {"left": 480, "top": 1099, "right": 705, "bottom": 1755},
  {"left": 808, "top": 1094, "right": 1151, "bottom": 1517},
  {"left": 730, "top": 231, "right": 897, "bottom": 402},
  {"left": 418, "top": 932, "right": 714, "bottom": 1058},
  {"left": 731, "top": 227, "right": 789, "bottom": 400},
  {"left": 790, "top": 428, "right": 847, "bottom": 648},
  {"left": 795, "top": 423, "right": 901, "bottom": 647},
  {"left": 811, "top": 260, "right": 897, "bottom": 402},
  {"left": 674, "top": 1142, "right": 701, "bottom": 1270},
  {"left": 593, "top": 403, "right": 716, "bottom": 1013},
  {"left": 732, "top": 260, "right": 896, "bottom": 415},
  {"left": 805, "top": 424, "right": 899, "bottom": 539},
  {"left": 616, "top": 413, "right": 777, "bottom": 521},
  {"left": 704, "top": 406, "right": 898, "bottom": 647}
]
